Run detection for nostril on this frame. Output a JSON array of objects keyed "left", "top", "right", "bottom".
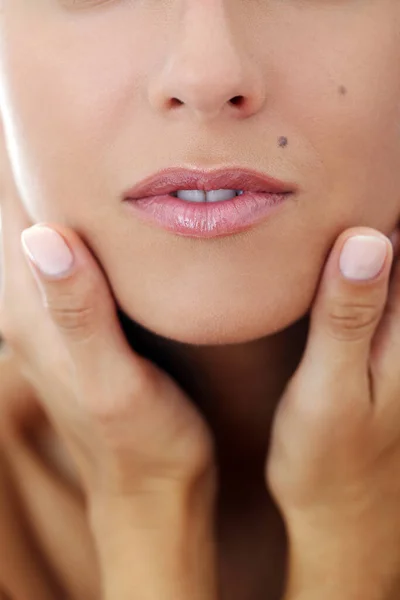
[
  {"left": 169, "top": 98, "right": 184, "bottom": 108},
  {"left": 230, "top": 95, "right": 244, "bottom": 106},
  {"left": 166, "top": 95, "right": 245, "bottom": 112}
]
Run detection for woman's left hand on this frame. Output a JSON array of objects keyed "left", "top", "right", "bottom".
[
  {"left": 266, "top": 225, "right": 400, "bottom": 600},
  {"left": 0, "top": 345, "right": 101, "bottom": 600}
]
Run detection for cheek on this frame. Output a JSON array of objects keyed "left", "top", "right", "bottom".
[
  {"left": 273, "top": 4, "right": 400, "bottom": 226},
  {"left": 0, "top": 10, "right": 150, "bottom": 222}
]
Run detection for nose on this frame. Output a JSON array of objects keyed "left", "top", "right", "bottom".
[{"left": 148, "top": 2, "right": 267, "bottom": 123}]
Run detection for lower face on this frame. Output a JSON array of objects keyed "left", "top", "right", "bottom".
[{"left": 1, "top": 0, "right": 400, "bottom": 345}]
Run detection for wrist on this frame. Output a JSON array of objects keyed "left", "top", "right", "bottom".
[
  {"left": 284, "top": 517, "right": 399, "bottom": 600},
  {"left": 89, "top": 468, "right": 218, "bottom": 600}
]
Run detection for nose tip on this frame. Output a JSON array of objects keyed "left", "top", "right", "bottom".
[
  {"left": 163, "top": 77, "right": 250, "bottom": 121},
  {"left": 148, "top": 10, "right": 267, "bottom": 123},
  {"left": 151, "top": 61, "right": 265, "bottom": 123}
]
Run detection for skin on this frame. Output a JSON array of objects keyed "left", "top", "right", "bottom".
[{"left": 2, "top": 0, "right": 400, "bottom": 598}]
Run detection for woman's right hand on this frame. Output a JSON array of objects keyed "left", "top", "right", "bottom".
[{"left": 0, "top": 131, "right": 218, "bottom": 599}]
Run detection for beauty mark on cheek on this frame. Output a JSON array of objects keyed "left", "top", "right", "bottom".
[
  {"left": 278, "top": 136, "right": 288, "bottom": 148},
  {"left": 338, "top": 85, "right": 347, "bottom": 95}
]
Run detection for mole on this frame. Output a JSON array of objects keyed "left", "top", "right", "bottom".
[
  {"left": 338, "top": 85, "right": 347, "bottom": 95},
  {"left": 278, "top": 136, "right": 288, "bottom": 148}
]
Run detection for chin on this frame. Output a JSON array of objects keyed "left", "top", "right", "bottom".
[{"left": 116, "top": 289, "right": 313, "bottom": 347}]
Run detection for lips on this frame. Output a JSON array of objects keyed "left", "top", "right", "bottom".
[{"left": 123, "top": 166, "right": 295, "bottom": 200}]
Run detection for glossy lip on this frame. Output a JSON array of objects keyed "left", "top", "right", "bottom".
[{"left": 123, "top": 166, "right": 296, "bottom": 199}]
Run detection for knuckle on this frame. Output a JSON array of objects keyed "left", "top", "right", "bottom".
[
  {"left": 45, "top": 294, "right": 95, "bottom": 339},
  {"left": 327, "top": 298, "right": 381, "bottom": 340}
]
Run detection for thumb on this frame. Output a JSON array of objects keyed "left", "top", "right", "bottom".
[
  {"left": 20, "top": 223, "right": 143, "bottom": 397},
  {"left": 302, "top": 227, "right": 393, "bottom": 383}
]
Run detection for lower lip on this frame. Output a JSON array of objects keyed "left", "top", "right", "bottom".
[{"left": 123, "top": 191, "right": 292, "bottom": 238}]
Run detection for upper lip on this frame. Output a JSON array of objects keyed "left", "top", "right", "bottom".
[{"left": 124, "top": 167, "right": 296, "bottom": 199}]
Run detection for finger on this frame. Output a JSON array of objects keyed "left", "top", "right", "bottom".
[
  {"left": 20, "top": 224, "right": 147, "bottom": 416},
  {"left": 0, "top": 341, "right": 98, "bottom": 599},
  {"left": 299, "top": 226, "right": 392, "bottom": 406},
  {"left": 0, "top": 149, "right": 84, "bottom": 422},
  {"left": 3, "top": 430, "right": 101, "bottom": 600},
  {"left": 0, "top": 343, "right": 44, "bottom": 439},
  {"left": 0, "top": 448, "right": 59, "bottom": 600},
  {"left": 367, "top": 241, "right": 400, "bottom": 421}
]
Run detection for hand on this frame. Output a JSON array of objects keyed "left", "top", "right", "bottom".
[
  {"left": 266, "top": 225, "right": 400, "bottom": 599},
  {"left": 0, "top": 349, "right": 101, "bottom": 599},
  {"left": 0, "top": 130, "right": 218, "bottom": 599}
]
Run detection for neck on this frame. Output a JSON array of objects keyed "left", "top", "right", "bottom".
[
  {"left": 119, "top": 310, "right": 310, "bottom": 488},
  {"left": 118, "top": 312, "right": 310, "bottom": 599}
]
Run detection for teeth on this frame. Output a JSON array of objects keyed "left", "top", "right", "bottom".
[
  {"left": 176, "top": 189, "right": 205, "bottom": 203},
  {"left": 206, "top": 189, "right": 241, "bottom": 202},
  {"left": 175, "top": 189, "right": 244, "bottom": 202}
]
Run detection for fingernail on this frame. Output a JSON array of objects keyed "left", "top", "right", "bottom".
[
  {"left": 21, "top": 225, "right": 74, "bottom": 277},
  {"left": 339, "top": 235, "right": 388, "bottom": 281}
]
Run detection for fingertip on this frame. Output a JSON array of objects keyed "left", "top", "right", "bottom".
[
  {"left": 21, "top": 225, "right": 75, "bottom": 279},
  {"left": 339, "top": 233, "right": 390, "bottom": 283}
]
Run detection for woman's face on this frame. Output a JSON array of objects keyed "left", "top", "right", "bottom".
[{"left": 1, "top": 0, "right": 400, "bottom": 345}]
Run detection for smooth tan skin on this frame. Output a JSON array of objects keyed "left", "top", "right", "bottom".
[{"left": 2, "top": 0, "right": 400, "bottom": 598}]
